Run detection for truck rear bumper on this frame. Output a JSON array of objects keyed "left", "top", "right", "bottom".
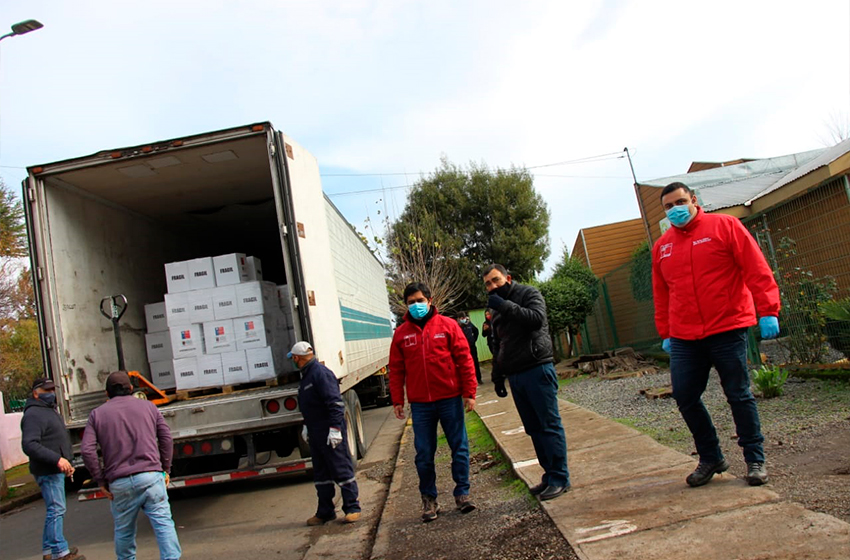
[{"left": 77, "top": 457, "right": 312, "bottom": 501}]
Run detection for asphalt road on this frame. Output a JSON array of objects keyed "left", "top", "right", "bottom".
[{"left": 1, "top": 404, "right": 394, "bottom": 560}]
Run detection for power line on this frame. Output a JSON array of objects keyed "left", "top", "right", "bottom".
[{"left": 320, "top": 150, "right": 626, "bottom": 178}]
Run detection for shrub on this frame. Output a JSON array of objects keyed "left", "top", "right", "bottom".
[{"left": 751, "top": 365, "right": 789, "bottom": 398}]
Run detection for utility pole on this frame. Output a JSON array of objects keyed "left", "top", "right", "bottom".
[{"left": 625, "top": 147, "right": 653, "bottom": 245}]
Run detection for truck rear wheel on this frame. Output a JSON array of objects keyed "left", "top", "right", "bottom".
[{"left": 344, "top": 390, "right": 367, "bottom": 460}]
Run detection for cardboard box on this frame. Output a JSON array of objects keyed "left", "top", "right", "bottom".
[
  {"left": 276, "top": 285, "right": 290, "bottom": 310},
  {"left": 188, "top": 288, "right": 215, "bottom": 324},
  {"left": 221, "top": 350, "right": 250, "bottom": 385},
  {"left": 197, "top": 354, "right": 224, "bottom": 388},
  {"left": 145, "top": 331, "right": 173, "bottom": 363},
  {"left": 144, "top": 302, "right": 169, "bottom": 334},
  {"left": 202, "top": 319, "right": 237, "bottom": 354},
  {"left": 165, "top": 261, "right": 190, "bottom": 293},
  {"left": 187, "top": 257, "right": 217, "bottom": 291},
  {"left": 213, "top": 253, "right": 248, "bottom": 286},
  {"left": 169, "top": 324, "right": 205, "bottom": 358},
  {"left": 173, "top": 357, "right": 199, "bottom": 390},
  {"left": 245, "top": 256, "right": 263, "bottom": 281},
  {"left": 246, "top": 346, "right": 275, "bottom": 381},
  {"left": 164, "top": 292, "right": 191, "bottom": 327},
  {"left": 235, "top": 281, "right": 265, "bottom": 317},
  {"left": 149, "top": 360, "right": 176, "bottom": 390},
  {"left": 235, "top": 315, "right": 271, "bottom": 350},
  {"left": 212, "top": 285, "right": 240, "bottom": 320}
]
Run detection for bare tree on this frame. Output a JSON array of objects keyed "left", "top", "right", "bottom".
[
  {"left": 385, "top": 220, "right": 466, "bottom": 317},
  {"left": 817, "top": 110, "right": 850, "bottom": 146}
]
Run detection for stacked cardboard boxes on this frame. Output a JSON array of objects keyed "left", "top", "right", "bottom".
[{"left": 144, "top": 253, "right": 295, "bottom": 391}]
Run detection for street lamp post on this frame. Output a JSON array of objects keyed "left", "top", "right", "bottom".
[{"left": 0, "top": 19, "right": 44, "bottom": 42}]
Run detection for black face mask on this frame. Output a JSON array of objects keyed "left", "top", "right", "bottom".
[
  {"left": 38, "top": 393, "right": 57, "bottom": 407},
  {"left": 491, "top": 282, "right": 511, "bottom": 298}
]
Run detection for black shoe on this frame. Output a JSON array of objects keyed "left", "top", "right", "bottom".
[
  {"left": 529, "top": 482, "right": 547, "bottom": 496},
  {"left": 686, "top": 459, "right": 730, "bottom": 487},
  {"left": 745, "top": 462, "right": 768, "bottom": 486},
  {"left": 539, "top": 485, "right": 569, "bottom": 501}
]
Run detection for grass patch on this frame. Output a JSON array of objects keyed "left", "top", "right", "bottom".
[
  {"left": 559, "top": 374, "right": 590, "bottom": 388},
  {"left": 611, "top": 416, "right": 692, "bottom": 448},
  {"left": 466, "top": 411, "right": 534, "bottom": 501},
  {"left": 4, "top": 463, "right": 30, "bottom": 481}
]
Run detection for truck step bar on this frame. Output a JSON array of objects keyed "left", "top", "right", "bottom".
[{"left": 77, "top": 459, "right": 311, "bottom": 501}]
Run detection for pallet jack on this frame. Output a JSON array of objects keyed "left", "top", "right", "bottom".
[{"left": 100, "top": 294, "right": 175, "bottom": 406}]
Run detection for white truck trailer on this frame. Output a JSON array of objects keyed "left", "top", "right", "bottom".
[{"left": 22, "top": 122, "right": 393, "bottom": 497}]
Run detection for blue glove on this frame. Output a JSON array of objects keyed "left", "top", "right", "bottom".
[
  {"left": 487, "top": 293, "right": 506, "bottom": 310},
  {"left": 662, "top": 338, "right": 671, "bottom": 353},
  {"left": 759, "top": 316, "right": 780, "bottom": 339}
]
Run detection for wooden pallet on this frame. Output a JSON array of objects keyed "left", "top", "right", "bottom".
[
  {"left": 175, "top": 377, "right": 279, "bottom": 401},
  {"left": 640, "top": 385, "right": 673, "bottom": 399}
]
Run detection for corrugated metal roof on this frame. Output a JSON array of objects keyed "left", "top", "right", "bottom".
[{"left": 638, "top": 148, "right": 827, "bottom": 211}]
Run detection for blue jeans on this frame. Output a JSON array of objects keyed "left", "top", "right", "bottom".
[
  {"left": 508, "top": 362, "right": 570, "bottom": 488},
  {"left": 109, "top": 472, "right": 182, "bottom": 560},
  {"left": 410, "top": 396, "right": 470, "bottom": 498},
  {"left": 670, "top": 328, "right": 765, "bottom": 464},
  {"left": 36, "top": 473, "right": 69, "bottom": 558}
]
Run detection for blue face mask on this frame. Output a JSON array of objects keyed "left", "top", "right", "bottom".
[
  {"left": 38, "top": 393, "right": 57, "bottom": 407},
  {"left": 666, "top": 205, "right": 693, "bottom": 227},
  {"left": 408, "top": 302, "right": 429, "bottom": 319}
]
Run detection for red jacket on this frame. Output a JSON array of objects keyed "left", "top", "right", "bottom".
[
  {"left": 652, "top": 208, "right": 780, "bottom": 341},
  {"left": 389, "top": 310, "right": 477, "bottom": 405}
]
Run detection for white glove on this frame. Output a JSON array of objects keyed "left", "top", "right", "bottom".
[
  {"left": 327, "top": 427, "right": 343, "bottom": 449},
  {"left": 301, "top": 425, "right": 309, "bottom": 443}
]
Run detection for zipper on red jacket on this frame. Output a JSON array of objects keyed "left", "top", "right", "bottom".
[{"left": 412, "top": 319, "right": 433, "bottom": 402}]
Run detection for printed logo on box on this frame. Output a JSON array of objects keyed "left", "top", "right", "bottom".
[
  {"left": 243, "top": 297, "right": 258, "bottom": 304},
  {"left": 244, "top": 321, "right": 255, "bottom": 330},
  {"left": 218, "top": 301, "right": 233, "bottom": 307},
  {"left": 220, "top": 267, "right": 233, "bottom": 273},
  {"left": 203, "top": 368, "right": 217, "bottom": 375},
  {"left": 215, "top": 326, "right": 225, "bottom": 336},
  {"left": 171, "top": 274, "right": 185, "bottom": 281},
  {"left": 228, "top": 366, "right": 244, "bottom": 373},
  {"left": 181, "top": 330, "right": 192, "bottom": 340},
  {"left": 194, "top": 271, "right": 209, "bottom": 278},
  {"left": 179, "top": 370, "right": 193, "bottom": 378},
  {"left": 151, "top": 343, "right": 164, "bottom": 350},
  {"left": 152, "top": 313, "right": 165, "bottom": 320},
  {"left": 253, "top": 361, "right": 270, "bottom": 368}
]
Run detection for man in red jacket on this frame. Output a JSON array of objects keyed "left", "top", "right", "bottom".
[
  {"left": 389, "top": 282, "right": 478, "bottom": 522},
  {"left": 653, "top": 182, "right": 781, "bottom": 488}
]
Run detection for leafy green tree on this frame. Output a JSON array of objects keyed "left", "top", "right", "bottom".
[
  {"left": 0, "top": 178, "right": 42, "bottom": 408},
  {"left": 629, "top": 241, "right": 653, "bottom": 302},
  {"left": 0, "top": 179, "right": 26, "bottom": 258},
  {"left": 388, "top": 158, "right": 550, "bottom": 309},
  {"left": 538, "top": 248, "right": 599, "bottom": 357}
]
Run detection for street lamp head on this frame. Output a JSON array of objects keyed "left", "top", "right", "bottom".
[{"left": 11, "top": 19, "right": 44, "bottom": 35}]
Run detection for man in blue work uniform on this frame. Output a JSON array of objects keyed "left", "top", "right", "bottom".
[{"left": 291, "top": 341, "right": 361, "bottom": 525}]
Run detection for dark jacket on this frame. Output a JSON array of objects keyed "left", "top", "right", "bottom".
[
  {"left": 81, "top": 395, "right": 174, "bottom": 485},
  {"left": 298, "top": 358, "right": 346, "bottom": 433},
  {"left": 490, "top": 282, "right": 554, "bottom": 383},
  {"left": 459, "top": 321, "right": 479, "bottom": 356},
  {"left": 20, "top": 397, "right": 73, "bottom": 477}
]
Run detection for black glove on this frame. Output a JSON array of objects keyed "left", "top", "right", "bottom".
[
  {"left": 494, "top": 378, "right": 508, "bottom": 398},
  {"left": 487, "top": 293, "right": 506, "bottom": 311}
]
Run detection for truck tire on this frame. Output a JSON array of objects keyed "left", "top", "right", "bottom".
[{"left": 345, "top": 390, "right": 367, "bottom": 460}]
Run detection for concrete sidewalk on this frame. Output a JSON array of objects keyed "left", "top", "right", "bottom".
[{"left": 475, "top": 383, "right": 850, "bottom": 560}]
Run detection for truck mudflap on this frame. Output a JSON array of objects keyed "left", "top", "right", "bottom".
[{"left": 77, "top": 458, "right": 312, "bottom": 502}]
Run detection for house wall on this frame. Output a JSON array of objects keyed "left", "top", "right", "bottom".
[{"left": 571, "top": 219, "right": 647, "bottom": 277}]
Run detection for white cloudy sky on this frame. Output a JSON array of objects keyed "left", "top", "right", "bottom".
[{"left": 1, "top": 0, "right": 847, "bottom": 275}]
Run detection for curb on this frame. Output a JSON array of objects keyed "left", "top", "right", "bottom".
[
  {"left": 0, "top": 490, "right": 42, "bottom": 515},
  {"left": 369, "top": 419, "right": 411, "bottom": 560}
]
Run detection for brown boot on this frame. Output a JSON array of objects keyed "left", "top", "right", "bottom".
[
  {"left": 421, "top": 495, "right": 440, "bottom": 522},
  {"left": 55, "top": 549, "right": 85, "bottom": 560},
  {"left": 343, "top": 511, "right": 361, "bottom": 523},
  {"left": 306, "top": 514, "right": 335, "bottom": 526}
]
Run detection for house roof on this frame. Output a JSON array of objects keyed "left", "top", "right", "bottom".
[{"left": 637, "top": 146, "right": 838, "bottom": 211}]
